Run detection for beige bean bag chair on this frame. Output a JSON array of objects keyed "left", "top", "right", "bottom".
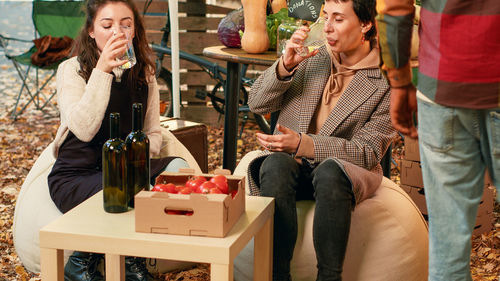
[
  {"left": 13, "top": 128, "right": 201, "bottom": 273},
  {"left": 233, "top": 151, "right": 429, "bottom": 281}
]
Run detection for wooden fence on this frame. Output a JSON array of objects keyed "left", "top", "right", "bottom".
[{"left": 134, "top": 0, "right": 268, "bottom": 105}]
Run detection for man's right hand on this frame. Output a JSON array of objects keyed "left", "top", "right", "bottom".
[
  {"left": 390, "top": 84, "right": 418, "bottom": 139},
  {"left": 282, "top": 26, "right": 319, "bottom": 71}
]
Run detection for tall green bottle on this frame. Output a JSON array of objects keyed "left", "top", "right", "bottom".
[
  {"left": 102, "top": 112, "right": 128, "bottom": 213},
  {"left": 125, "top": 103, "right": 150, "bottom": 208}
]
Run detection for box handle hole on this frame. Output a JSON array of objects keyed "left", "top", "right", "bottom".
[{"left": 164, "top": 208, "right": 194, "bottom": 216}]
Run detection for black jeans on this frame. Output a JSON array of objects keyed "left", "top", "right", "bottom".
[{"left": 259, "top": 153, "right": 354, "bottom": 281}]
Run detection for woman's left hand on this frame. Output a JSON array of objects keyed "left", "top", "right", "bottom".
[{"left": 256, "top": 124, "right": 301, "bottom": 153}]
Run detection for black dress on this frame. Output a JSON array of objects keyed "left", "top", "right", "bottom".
[{"left": 48, "top": 72, "right": 175, "bottom": 213}]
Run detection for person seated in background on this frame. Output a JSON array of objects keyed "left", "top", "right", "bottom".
[
  {"left": 247, "top": 0, "right": 396, "bottom": 280},
  {"left": 47, "top": 0, "right": 187, "bottom": 280}
]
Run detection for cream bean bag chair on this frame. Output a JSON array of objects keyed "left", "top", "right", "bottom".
[
  {"left": 233, "top": 151, "right": 429, "bottom": 281},
  {"left": 13, "top": 128, "right": 201, "bottom": 273}
]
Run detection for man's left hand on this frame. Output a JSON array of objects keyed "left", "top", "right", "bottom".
[
  {"left": 390, "top": 84, "right": 418, "bottom": 139},
  {"left": 256, "top": 124, "right": 301, "bottom": 153}
]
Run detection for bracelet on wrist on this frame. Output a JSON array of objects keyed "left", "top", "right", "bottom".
[
  {"left": 391, "top": 83, "right": 413, "bottom": 89},
  {"left": 292, "top": 132, "right": 302, "bottom": 157}
]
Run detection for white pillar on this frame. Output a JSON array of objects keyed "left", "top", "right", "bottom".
[{"left": 168, "top": 0, "right": 180, "bottom": 118}]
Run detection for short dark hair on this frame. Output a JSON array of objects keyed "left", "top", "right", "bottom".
[{"left": 326, "top": 0, "right": 377, "bottom": 42}]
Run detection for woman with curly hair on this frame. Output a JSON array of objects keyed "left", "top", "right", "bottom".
[{"left": 47, "top": 0, "right": 187, "bottom": 280}]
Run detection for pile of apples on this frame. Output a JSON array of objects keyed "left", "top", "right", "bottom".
[{"left": 152, "top": 175, "right": 237, "bottom": 197}]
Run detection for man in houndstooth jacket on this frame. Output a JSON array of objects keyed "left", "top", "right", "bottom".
[{"left": 246, "top": 0, "right": 396, "bottom": 280}]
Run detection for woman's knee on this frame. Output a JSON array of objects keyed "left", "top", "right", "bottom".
[
  {"left": 312, "top": 159, "right": 353, "bottom": 201},
  {"left": 164, "top": 157, "right": 189, "bottom": 172}
]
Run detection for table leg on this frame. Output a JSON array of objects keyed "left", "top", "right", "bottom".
[
  {"left": 223, "top": 61, "right": 241, "bottom": 172},
  {"left": 211, "top": 262, "right": 233, "bottom": 281},
  {"left": 40, "top": 248, "right": 64, "bottom": 281},
  {"left": 105, "top": 254, "right": 125, "bottom": 281},
  {"left": 253, "top": 217, "right": 273, "bottom": 281}
]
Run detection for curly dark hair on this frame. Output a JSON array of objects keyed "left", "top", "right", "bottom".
[
  {"left": 75, "top": 0, "right": 155, "bottom": 90},
  {"left": 326, "top": 0, "right": 377, "bottom": 42}
]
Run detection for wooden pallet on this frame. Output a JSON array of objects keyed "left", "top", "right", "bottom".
[{"left": 134, "top": 0, "right": 268, "bottom": 105}]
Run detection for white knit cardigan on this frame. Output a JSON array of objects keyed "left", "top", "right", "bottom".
[{"left": 52, "top": 57, "right": 162, "bottom": 158}]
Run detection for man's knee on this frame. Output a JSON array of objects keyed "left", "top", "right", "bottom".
[
  {"left": 259, "top": 152, "right": 299, "bottom": 197},
  {"left": 260, "top": 152, "right": 297, "bottom": 174},
  {"left": 313, "top": 159, "right": 352, "bottom": 200},
  {"left": 313, "top": 159, "right": 345, "bottom": 183}
]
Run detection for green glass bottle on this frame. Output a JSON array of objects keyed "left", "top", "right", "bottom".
[
  {"left": 102, "top": 112, "right": 128, "bottom": 213},
  {"left": 125, "top": 103, "right": 150, "bottom": 208}
]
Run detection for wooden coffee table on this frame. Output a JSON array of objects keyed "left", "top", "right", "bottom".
[{"left": 39, "top": 191, "right": 274, "bottom": 281}]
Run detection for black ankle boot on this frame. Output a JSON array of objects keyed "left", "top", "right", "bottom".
[
  {"left": 64, "top": 251, "right": 104, "bottom": 281},
  {"left": 125, "top": 257, "right": 152, "bottom": 281}
]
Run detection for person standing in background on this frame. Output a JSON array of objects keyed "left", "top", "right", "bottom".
[{"left": 376, "top": 0, "right": 500, "bottom": 280}]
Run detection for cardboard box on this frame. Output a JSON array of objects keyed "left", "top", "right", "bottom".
[
  {"left": 401, "top": 185, "right": 427, "bottom": 214},
  {"left": 479, "top": 185, "right": 495, "bottom": 217},
  {"left": 401, "top": 184, "right": 496, "bottom": 236},
  {"left": 472, "top": 222, "right": 494, "bottom": 237},
  {"left": 135, "top": 171, "right": 245, "bottom": 238},
  {"left": 404, "top": 137, "right": 420, "bottom": 161},
  {"left": 160, "top": 117, "right": 208, "bottom": 173},
  {"left": 400, "top": 159, "right": 423, "bottom": 188}
]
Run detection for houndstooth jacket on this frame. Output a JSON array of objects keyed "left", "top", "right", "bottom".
[{"left": 246, "top": 46, "right": 396, "bottom": 203}]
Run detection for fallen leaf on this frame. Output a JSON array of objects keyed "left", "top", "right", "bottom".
[{"left": 483, "top": 262, "right": 494, "bottom": 272}]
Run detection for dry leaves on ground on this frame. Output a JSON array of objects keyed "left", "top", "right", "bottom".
[
  {"left": 156, "top": 264, "right": 210, "bottom": 281},
  {"left": 0, "top": 113, "right": 59, "bottom": 281},
  {"left": 471, "top": 232, "right": 500, "bottom": 279},
  {"left": 0, "top": 112, "right": 499, "bottom": 281}
]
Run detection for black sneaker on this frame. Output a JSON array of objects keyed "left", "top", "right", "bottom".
[{"left": 125, "top": 257, "right": 152, "bottom": 281}]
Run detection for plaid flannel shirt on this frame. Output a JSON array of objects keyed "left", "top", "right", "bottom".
[{"left": 376, "top": 0, "right": 500, "bottom": 109}]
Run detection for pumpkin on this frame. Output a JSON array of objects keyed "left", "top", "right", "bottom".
[
  {"left": 241, "top": 0, "right": 270, "bottom": 54},
  {"left": 271, "top": 0, "right": 288, "bottom": 13}
]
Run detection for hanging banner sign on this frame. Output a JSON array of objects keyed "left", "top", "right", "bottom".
[{"left": 288, "top": 0, "right": 323, "bottom": 21}]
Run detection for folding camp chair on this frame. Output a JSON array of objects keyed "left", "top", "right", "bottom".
[{"left": 0, "top": 0, "right": 85, "bottom": 120}]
